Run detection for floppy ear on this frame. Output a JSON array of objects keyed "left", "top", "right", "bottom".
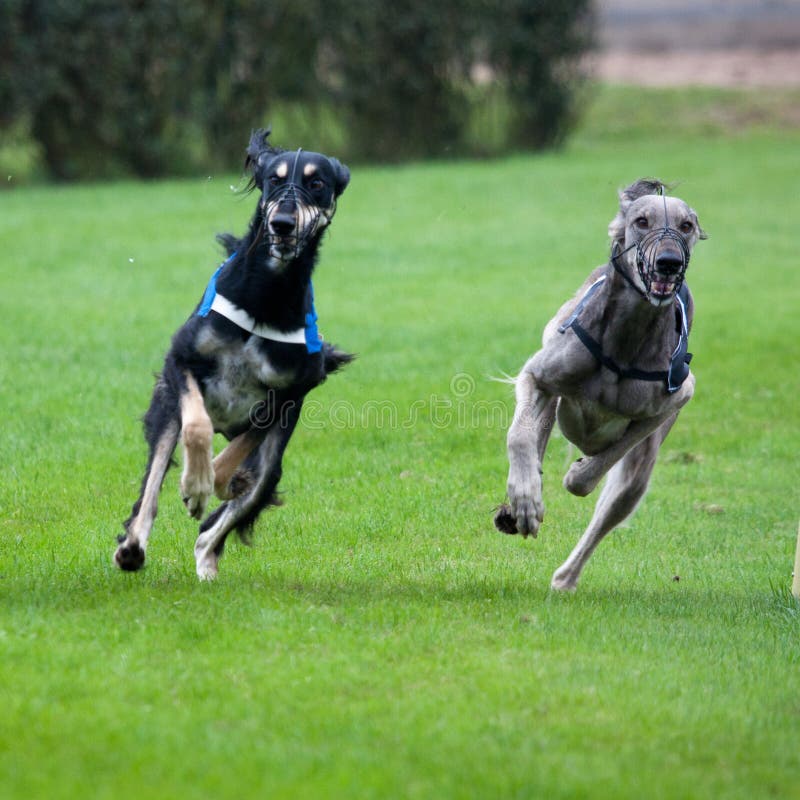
[{"left": 329, "top": 158, "right": 350, "bottom": 197}]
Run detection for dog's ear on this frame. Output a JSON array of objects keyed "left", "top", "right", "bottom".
[
  {"left": 244, "top": 127, "right": 283, "bottom": 189},
  {"left": 608, "top": 178, "right": 669, "bottom": 243},
  {"left": 607, "top": 210, "right": 626, "bottom": 244},
  {"left": 607, "top": 186, "right": 632, "bottom": 242},
  {"left": 621, "top": 178, "right": 669, "bottom": 205},
  {"left": 690, "top": 207, "right": 708, "bottom": 240},
  {"left": 245, "top": 127, "right": 271, "bottom": 172},
  {"left": 329, "top": 158, "right": 350, "bottom": 197}
]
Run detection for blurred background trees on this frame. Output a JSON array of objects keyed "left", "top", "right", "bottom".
[{"left": 0, "top": 0, "right": 594, "bottom": 181}]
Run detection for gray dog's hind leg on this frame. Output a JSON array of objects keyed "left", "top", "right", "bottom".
[
  {"left": 562, "top": 409, "right": 674, "bottom": 498},
  {"left": 550, "top": 414, "right": 678, "bottom": 591},
  {"left": 562, "top": 374, "right": 695, "bottom": 497}
]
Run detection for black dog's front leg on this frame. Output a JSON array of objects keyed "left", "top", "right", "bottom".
[
  {"left": 115, "top": 375, "right": 182, "bottom": 571},
  {"left": 193, "top": 399, "right": 303, "bottom": 580}
]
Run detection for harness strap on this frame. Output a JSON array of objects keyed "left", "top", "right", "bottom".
[
  {"left": 197, "top": 263, "right": 227, "bottom": 316},
  {"left": 303, "top": 283, "right": 322, "bottom": 354},
  {"left": 558, "top": 274, "right": 692, "bottom": 394},
  {"left": 208, "top": 293, "right": 307, "bottom": 344},
  {"left": 196, "top": 255, "right": 321, "bottom": 353},
  {"left": 558, "top": 277, "right": 606, "bottom": 331}
]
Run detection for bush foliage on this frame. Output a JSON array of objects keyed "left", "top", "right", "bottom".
[{"left": 0, "top": 0, "right": 593, "bottom": 179}]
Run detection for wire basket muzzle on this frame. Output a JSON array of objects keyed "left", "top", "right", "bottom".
[
  {"left": 636, "top": 226, "right": 691, "bottom": 294},
  {"left": 263, "top": 183, "right": 322, "bottom": 256}
]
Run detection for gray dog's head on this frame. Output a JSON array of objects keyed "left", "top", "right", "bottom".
[{"left": 608, "top": 179, "right": 707, "bottom": 306}]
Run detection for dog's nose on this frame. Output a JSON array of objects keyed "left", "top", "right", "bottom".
[
  {"left": 269, "top": 213, "right": 295, "bottom": 236},
  {"left": 655, "top": 253, "right": 684, "bottom": 275}
]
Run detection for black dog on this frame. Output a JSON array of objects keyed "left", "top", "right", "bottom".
[{"left": 115, "top": 129, "right": 352, "bottom": 579}]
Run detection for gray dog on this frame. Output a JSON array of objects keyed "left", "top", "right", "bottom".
[{"left": 495, "top": 179, "right": 706, "bottom": 590}]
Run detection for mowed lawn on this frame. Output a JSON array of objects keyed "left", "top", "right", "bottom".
[{"left": 1, "top": 88, "right": 799, "bottom": 798}]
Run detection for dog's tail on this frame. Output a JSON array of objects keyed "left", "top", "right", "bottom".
[{"left": 322, "top": 342, "right": 355, "bottom": 375}]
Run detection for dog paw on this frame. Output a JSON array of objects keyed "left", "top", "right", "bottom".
[
  {"left": 494, "top": 504, "right": 518, "bottom": 534},
  {"left": 563, "top": 457, "right": 602, "bottom": 497},
  {"left": 114, "top": 540, "right": 145, "bottom": 571},
  {"left": 550, "top": 565, "right": 579, "bottom": 592},
  {"left": 505, "top": 471, "right": 544, "bottom": 537},
  {"left": 182, "top": 489, "right": 211, "bottom": 520},
  {"left": 197, "top": 565, "right": 218, "bottom": 581},
  {"left": 195, "top": 554, "right": 219, "bottom": 581},
  {"left": 495, "top": 503, "right": 542, "bottom": 537},
  {"left": 502, "top": 492, "right": 543, "bottom": 538},
  {"left": 181, "top": 470, "right": 214, "bottom": 520}
]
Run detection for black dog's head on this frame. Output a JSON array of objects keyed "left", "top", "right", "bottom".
[{"left": 245, "top": 128, "right": 350, "bottom": 267}]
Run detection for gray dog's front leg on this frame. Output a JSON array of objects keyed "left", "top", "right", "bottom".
[{"left": 498, "top": 365, "right": 557, "bottom": 537}]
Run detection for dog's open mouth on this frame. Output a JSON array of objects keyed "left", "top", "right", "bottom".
[
  {"left": 635, "top": 226, "right": 690, "bottom": 303},
  {"left": 263, "top": 180, "right": 323, "bottom": 263},
  {"left": 268, "top": 236, "right": 298, "bottom": 260},
  {"left": 649, "top": 276, "right": 677, "bottom": 299}
]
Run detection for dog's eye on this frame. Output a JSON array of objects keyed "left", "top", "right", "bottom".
[
  {"left": 679, "top": 221, "right": 694, "bottom": 234},
  {"left": 634, "top": 216, "right": 649, "bottom": 229},
  {"left": 268, "top": 174, "right": 281, "bottom": 186},
  {"left": 308, "top": 178, "right": 325, "bottom": 192}
]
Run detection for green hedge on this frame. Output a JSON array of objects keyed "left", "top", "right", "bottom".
[{"left": 0, "top": 0, "right": 593, "bottom": 180}]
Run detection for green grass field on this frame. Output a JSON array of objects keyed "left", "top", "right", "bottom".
[{"left": 2, "top": 86, "right": 799, "bottom": 799}]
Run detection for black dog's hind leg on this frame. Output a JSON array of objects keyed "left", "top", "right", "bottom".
[
  {"left": 115, "top": 378, "right": 181, "bottom": 571},
  {"left": 210, "top": 346, "right": 354, "bottom": 501},
  {"left": 212, "top": 426, "right": 268, "bottom": 500},
  {"left": 193, "top": 400, "right": 303, "bottom": 580}
]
